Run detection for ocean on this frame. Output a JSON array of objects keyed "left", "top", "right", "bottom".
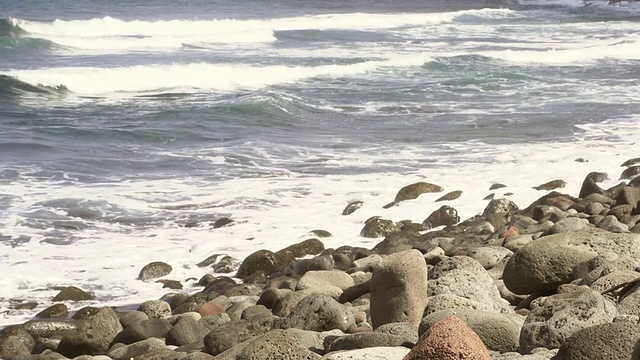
[{"left": 1, "top": 0, "right": 639, "bottom": 326}]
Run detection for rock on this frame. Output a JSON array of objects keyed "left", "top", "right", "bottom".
[
  {"left": 198, "top": 301, "right": 226, "bottom": 318},
  {"left": 419, "top": 309, "right": 523, "bottom": 353},
  {"left": 199, "top": 313, "right": 231, "bottom": 330},
  {"left": 546, "top": 217, "right": 589, "bottom": 235},
  {"left": 166, "top": 316, "right": 210, "bottom": 346},
  {"left": 616, "top": 281, "right": 640, "bottom": 316},
  {"left": 203, "top": 317, "right": 276, "bottom": 356},
  {"left": 212, "top": 217, "right": 234, "bottom": 228},
  {"left": 579, "top": 172, "right": 608, "bottom": 199},
  {"left": 622, "top": 158, "right": 640, "bottom": 167},
  {"left": 36, "top": 303, "right": 68, "bottom": 319},
  {"left": 296, "top": 270, "right": 355, "bottom": 292},
  {"left": 483, "top": 198, "right": 519, "bottom": 229},
  {"left": 610, "top": 204, "right": 635, "bottom": 223},
  {"left": 543, "top": 196, "right": 575, "bottom": 211},
  {"left": 597, "top": 215, "right": 629, "bottom": 233},
  {"left": 326, "top": 332, "right": 411, "bottom": 352},
  {"left": 490, "top": 183, "right": 507, "bottom": 190},
  {"left": 620, "top": 166, "right": 640, "bottom": 180},
  {"left": 286, "top": 328, "right": 344, "bottom": 352},
  {"left": 213, "top": 256, "right": 239, "bottom": 274},
  {"left": 73, "top": 306, "right": 100, "bottom": 320},
  {"left": 0, "top": 336, "right": 30, "bottom": 359},
  {"left": 375, "top": 322, "right": 419, "bottom": 345},
  {"left": 52, "top": 286, "right": 95, "bottom": 301},
  {"left": 436, "top": 190, "right": 463, "bottom": 202},
  {"left": 360, "top": 217, "right": 401, "bottom": 238},
  {"left": 276, "top": 238, "right": 325, "bottom": 260},
  {"left": 106, "top": 338, "right": 167, "bottom": 360},
  {"left": 213, "top": 329, "right": 321, "bottom": 360},
  {"left": 119, "top": 311, "right": 149, "bottom": 328},
  {"left": 533, "top": 180, "right": 566, "bottom": 191},
  {"left": 23, "top": 320, "right": 76, "bottom": 338},
  {"left": 0, "top": 325, "right": 36, "bottom": 351},
  {"left": 281, "top": 294, "right": 355, "bottom": 332},
  {"left": 466, "top": 246, "right": 513, "bottom": 270},
  {"left": 111, "top": 318, "right": 172, "bottom": 345},
  {"left": 338, "top": 281, "right": 371, "bottom": 304},
  {"left": 138, "top": 300, "right": 171, "bottom": 319},
  {"left": 56, "top": 307, "right": 123, "bottom": 357},
  {"left": 157, "top": 279, "right": 183, "bottom": 289},
  {"left": 241, "top": 304, "right": 271, "bottom": 320},
  {"left": 342, "top": 200, "right": 363, "bottom": 216},
  {"left": 370, "top": 250, "right": 428, "bottom": 329},
  {"left": 519, "top": 288, "right": 617, "bottom": 353},
  {"left": 428, "top": 256, "right": 510, "bottom": 313},
  {"left": 371, "top": 231, "right": 420, "bottom": 255},
  {"left": 588, "top": 270, "right": 640, "bottom": 296},
  {"left": 405, "top": 316, "right": 490, "bottom": 360},
  {"left": 322, "top": 346, "right": 410, "bottom": 360},
  {"left": 383, "top": 181, "right": 444, "bottom": 208},
  {"left": 424, "top": 294, "right": 493, "bottom": 315},
  {"left": 423, "top": 205, "right": 460, "bottom": 228},
  {"left": 555, "top": 322, "right": 640, "bottom": 360},
  {"left": 236, "top": 249, "right": 285, "bottom": 278},
  {"left": 138, "top": 261, "right": 172, "bottom": 280}
]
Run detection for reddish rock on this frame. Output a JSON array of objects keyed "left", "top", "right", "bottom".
[
  {"left": 501, "top": 226, "right": 519, "bottom": 239},
  {"left": 404, "top": 317, "right": 490, "bottom": 360},
  {"left": 543, "top": 196, "right": 576, "bottom": 211},
  {"left": 198, "top": 301, "right": 225, "bottom": 317}
]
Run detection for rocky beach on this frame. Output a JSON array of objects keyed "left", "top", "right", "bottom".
[{"left": 2, "top": 159, "right": 640, "bottom": 360}]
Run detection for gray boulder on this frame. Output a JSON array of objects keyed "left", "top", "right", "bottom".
[
  {"left": 322, "top": 346, "right": 411, "bottom": 360},
  {"left": 483, "top": 198, "right": 519, "bottom": 228},
  {"left": 423, "top": 205, "right": 460, "bottom": 228},
  {"left": 326, "top": 332, "right": 411, "bottom": 352},
  {"left": 166, "top": 316, "right": 211, "bottom": 346},
  {"left": 0, "top": 336, "right": 30, "bottom": 359},
  {"left": 236, "top": 249, "right": 284, "bottom": 278},
  {"left": 360, "top": 217, "right": 401, "bottom": 238},
  {"left": 281, "top": 294, "right": 354, "bottom": 332},
  {"left": 138, "top": 300, "right": 171, "bottom": 319},
  {"left": 214, "top": 329, "right": 321, "bottom": 360},
  {"left": 546, "top": 218, "right": 589, "bottom": 235},
  {"left": 296, "top": 270, "right": 355, "bottom": 292},
  {"left": 375, "top": 322, "right": 419, "bottom": 346},
  {"left": 424, "top": 294, "right": 493, "bottom": 315},
  {"left": 554, "top": 322, "right": 640, "bottom": 360},
  {"left": 419, "top": 309, "right": 523, "bottom": 353},
  {"left": 138, "top": 261, "right": 172, "bottom": 280},
  {"left": 466, "top": 246, "right": 513, "bottom": 270},
  {"left": 383, "top": 181, "right": 443, "bottom": 208},
  {"left": 204, "top": 316, "right": 276, "bottom": 356},
  {"left": 56, "top": 307, "right": 123, "bottom": 357},
  {"left": 598, "top": 215, "right": 629, "bottom": 233},
  {"left": 370, "top": 250, "right": 428, "bottom": 329},
  {"left": 519, "top": 288, "right": 617, "bottom": 353},
  {"left": 107, "top": 338, "right": 167, "bottom": 360},
  {"left": 111, "top": 318, "right": 172, "bottom": 345}
]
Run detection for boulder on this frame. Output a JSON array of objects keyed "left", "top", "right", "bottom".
[
  {"left": 423, "top": 205, "right": 460, "bottom": 228},
  {"left": 138, "top": 300, "right": 171, "bottom": 319},
  {"left": 23, "top": 320, "right": 76, "bottom": 339},
  {"left": 620, "top": 165, "right": 640, "bottom": 180},
  {"left": 519, "top": 288, "right": 617, "bottom": 353},
  {"left": 424, "top": 294, "right": 493, "bottom": 315},
  {"left": 0, "top": 325, "right": 36, "bottom": 351},
  {"left": 383, "top": 181, "right": 443, "bottom": 208},
  {"left": 371, "top": 231, "right": 420, "bottom": 255},
  {"left": 533, "top": 180, "right": 566, "bottom": 191},
  {"left": 52, "top": 286, "right": 95, "bottom": 301},
  {"left": 419, "top": 309, "right": 523, "bottom": 353},
  {"left": 360, "top": 217, "right": 401, "bottom": 238},
  {"left": 483, "top": 198, "right": 519, "bottom": 229},
  {"left": 370, "top": 250, "right": 428, "bottom": 329},
  {"left": 579, "top": 172, "right": 608, "bottom": 199},
  {"left": 166, "top": 316, "right": 211, "bottom": 346},
  {"left": 56, "top": 307, "right": 123, "bottom": 357},
  {"left": 554, "top": 322, "right": 640, "bottom": 360},
  {"left": 326, "top": 332, "right": 411, "bottom": 352},
  {"left": 199, "top": 313, "right": 232, "bottom": 330},
  {"left": 375, "top": 322, "right": 419, "bottom": 345},
  {"left": 111, "top": 318, "right": 172, "bottom": 345},
  {"left": 0, "top": 336, "right": 30, "bottom": 359},
  {"left": 281, "top": 294, "right": 354, "bottom": 332},
  {"left": 322, "top": 346, "right": 410, "bottom": 360},
  {"left": 296, "top": 270, "right": 355, "bottom": 292},
  {"left": 36, "top": 303, "right": 68, "bottom": 319},
  {"left": 213, "top": 329, "right": 321, "bottom": 360},
  {"left": 236, "top": 249, "right": 283, "bottom": 278},
  {"left": 404, "top": 316, "right": 490, "bottom": 360},
  {"left": 138, "top": 261, "right": 172, "bottom": 280},
  {"left": 342, "top": 200, "right": 363, "bottom": 216},
  {"left": 436, "top": 190, "right": 463, "bottom": 202},
  {"left": 546, "top": 218, "right": 589, "bottom": 235},
  {"left": 616, "top": 186, "right": 640, "bottom": 210},
  {"left": 598, "top": 215, "right": 629, "bottom": 233},
  {"left": 203, "top": 316, "right": 277, "bottom": 356},
  {"left": 106, "top": 338, "right": 167, "bottom": 360},
  {"left": 466, "top": 246, "right": 513, "bottom": 270}
]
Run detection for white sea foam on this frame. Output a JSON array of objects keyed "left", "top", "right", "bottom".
[{"left": 0, "top": 117, "right": 638, "bottom": 326}]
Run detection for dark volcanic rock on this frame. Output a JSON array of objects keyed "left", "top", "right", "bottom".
[
  {"left": 326, "top": 332, "right": 411, "bottom": 352},
  {"left": 138, "top": 261, "right": 172, "bottom": 281},
  {"left": 0, "top": 325, "right": 36, "bottom": 352},
  {"left": 112, "top": 318, "right": 172, "bottom": 345},
  {"left": 360, "top": 217, "right": 401, "bottom": 238},
  {"left": 281, "top": 294, "right": 354, "bottom": 332},
  {"left": 620, "top": 165, "right": 640, "bottom": 180},
  {"left": 423, "top": 205, "right": 460, "bottom": 228},
  {"left": 236, "top": 249, "right": 283, "bottom": 278},
  {"left": 622, "top": 158, "right": 640, "bottom": 167},
  {"left": 275, "top": 238, "right": 325, "bottom": 260},
  {"left": 214, "top": 329, "right": 321, "bottom": 360},
  {"left": 52, "top": 286, "right": 95, "bottom": 301},
  {"left": 204, "top": 317, "right": 276, "bottom": 356},
  {"left": 383, "top": 181, "right": 444, "bottom": 208},
  {"left": 555, "top": 323, "right": 640, "bottom": 360},
  {"left": 57, "top": 307, "right": 123, "bottom": 357},
  {"left": 72, "top": 306, "right": 100, "bottom": 320},
  {"left": 579, "top": 172, "right": 608, "bottom": 199},
  {"left": 436, "top": 190, "right": 463, "bottom": 202},
  {"left": 342, "top": 200, "right": 363, "bottom": 215},
  {"left": 482, "top": 198, "right": 518, "bottom": 228},
  {"left": 36, "top": 303, "right": 68, "bottom": 319},
  {"left": 166, "top": 316, "right": 211, "bottom": 347},
  {"left": 533, "top": 180, "right": 567, "bottom": 191}
]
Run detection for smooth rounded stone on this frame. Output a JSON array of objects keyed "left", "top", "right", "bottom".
[
  {"left": 406, "top": 316, "right": 490, "bottom": 360},
  {"left": 213, "top": 329, "right": 321, "bottom": 360},
  {"left": 326, "top": 332, "right": 411, "bottom": 352},
  {"left": 598, "top": 215, "right": 629, "bottom": 233},
  {"left": 241, "top": 304, "right": 271, "bottom": 320},
  {"left": 428, "top": 257, "right": 511, "bottom": 314},
  {"left": 466, "top": 246, "right": 513, "bottom": 270},
  {"left": 56, "top": 307, "right": 123, "bottom": 358},
  {"left": 168, "top": 311, "right": 201, "bottom": 325},
  {"left": 0, "top": 335, "right": 30, "bottom": 359},
  {"left": 296, "top": 270, "right": 355, "bottom": 292},
  {"left": 584, "top": 201, "right": 606, "bottom": 216},
  {"left": 119, "top": 311, "right": 149, "bottom": 328},
  {"left": 236, "top": 249, "right": 283, "bottom": 278},
  {"left": 519, "top": 288, "right": 617, "bottom": 354},
  {"left": 546, "top": 217, "right": 590, "bottom": 235},
  {"left": 199, "top": 312, "right": 231, "bottom": 330},
  {"left": 496, "top": 279, "right": 529, "bottom": 306},
  {"left": 375, "top": 322, "right": 419, "bottom": 345},
  {"left": 321, "top": 346, "right": 410, "bottom": 360},
  {"left": 436, "top": 190, "right": 463, "bottom": 202},
  {"left": 609, "top": 204, "right": 635, "bottom": 223},
  {"left": 36, "top": 303, "right": 69, "bottom": 319},
  {"left": 227, "top": 299, "right": 259, "bottom": 321},
  {"left": 424, "top": 294, "right": 492, "bottom": 315},
  {"left": 371, "top": 231, "right": 421, "bottom": 256},
  {"left": 272, "top": 289, "right": 319, "bottom": 317},
  {"left": 138, "top": 261, "right": 172, "bottom": 281},
  {"left": 72, "top": 306, "right": 100, "bottom": 320},
  {"left": 615, "top": 186, "right": 640, "bottom": 210},
  {"left": 384, "top": 181, "right": 444, "bottom": 208},
  {"left": 286, "top": 328, "right": 344, "bottom": 353},
  {"left": 257, "top": 288, "right": 290, "bottom": 309},
  {"left": 580, "top": 255, "right": 638, "bottom": 285},
  {"left": 491, "top": 349, "right": 558, "bottom": 360},
  {"left": 23, "top": 320, "right": 76, "bottom": 338},
  {"left": 620, "top": 165, "right": 640, "bottom": 180},
  {"left": 165, "top": 316, "right": 211, "bottom": 347},
  {"left": 52, "top": 286, "right": 95, "bottom": 301},
  {"left": 542, "top": 196, "right": 574, "bottom": 211},
  {"left": 342, "top": 200, "right": 363, "bottom": 216},
  {"left": 294, "top": 255, "right": 337, "bottom": 275},
  {"left": 182, "top": 352, "right": 216, "bottom": 360},
  {"left": 533, "top": 180, "right": 566, "bottom": 191},
  {"left": 589, "top": 270, "right": 640, "bottom": 295},
  {"left": 360, "top": 217, "right": 401, "bottom": 238},
  {"left": 622, "top": 158, "right": 640, "bottom": 167},
  {"left": 199, "top": 300, "right": 226, "bottom": 317},
  {"left": 106, "top": 337, "right": 167, "bottom": 360},
  {"left": 370, "top": 250, "right": 428, "bottom": 329},
  {"left": 338, "top": 281, "right": 370, "bottom": 304},
  {"left": 203, "top": 317, "right": 278, "bottom": 356},
  {"left": 419, "top": 309, "right": 523, "bottom": 353},
  {"left": 275, "top": 238, "right": 325, "bottom": 261},
  {"left": 173, "top": 302, "right": 201, "bottom": 315},
  {"left": 352, "top": 254, "right": 383, "bottom": 269},
  {"left": 423, "top": 205, "right": 460, "bottom": 228},
  {"left": 138, "top": 300, "right": 171, "bottom": 319},
  {"left": 0, "top": 325, "right": 35, "bottom": 352},
  {"left": 111, "top": 318, "right": 172, "bottom": 345},
  {"left": 555, "top": 322, "right": 640, "bottom": 360},
  {"left": 281, "top": 294, "right": 355, "bottom": 332},
  {"left": 134, "top": 348, "right": 184, "bottom": 360},
  {"left": 483, "top": 198, "right": 519, "bottom": 229}
]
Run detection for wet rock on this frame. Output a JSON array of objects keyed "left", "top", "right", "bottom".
[
  {"left": 371, "top": 231, "right": 420, "bottom": 255},
  {"left": 107, "top": 338, "right": 167, "bottom": 360},
  {"left": 622, "top": 158, "right": 640, "bottom": 167},
  {"left": 436, "top": 190, "right": 463, "bottom": 202},
  {"left": 423, "top": 205, "right": 460, "bottom": 228},
  {"left": 490, "top": 183, "right": 507, "bottom": 190},
  {"left": 309, "top": 229, "right": 332, "bottom": 238},
  {"left": 157, "top": 279, "right": 183, "bottom": 290},
  {"left": 342, "top": 200, "right": 363, "bottom": 216},
  {"left": 579, "top": 172, "right": 608, "bottom": 199},
  {"left": 281, "top": 294, "right": 355, "bottom": 332},
  {"left": 23, "top": 320, "right": 76, "bottom": 338},
  {"left": 360, "top": 217, "right": 401, "bottom": 238},
  {"left": 620, "top": 165, "right": 640, "bottom": 180},
  {"left": 405, "top": 316, "right": 490, "bottom": 360},
  {"left": 213, "top": 255, "right": 239, "bottom": 274},
  {"left": 483, "top": 198, "right": 519, "bottom": 229},
  {"left": 383, "top": 181, "right": 444, "bottom": 208},
  {"left": 166, "top": 316, "right": 210, "bottom": 346},
  {"left": 112, "top": 318, "right": 173, "bottom": 345},
  {"left": 293, "top": 255, "right": 336, "bottom": 274},
  {"left": 52, "top": 286, "right": 95, "bottom": 301},
  {"left": 56, "top": 307, "right": 123, "bottom": 357},
  {"left": 533, "top": 180, "right": 566, "bottom": 191},
  {"left": 420, "top": 309, "right": 523, "bottom": 353},
  {"left": 236, "top": 249, "right": 283, "bottom": 278},
  {"left": 36, "top": 303, "right": 68, "bottom": 319},
  {"left": 72, "top": 306, "right": 100, "bottom": 320},
  {"left": 138, "top": 261, "right": 172, "bottom": 281},
  {"left": 555, "top": 322, "right": 640, "bottom": 360},
  {"left": 519, "top": 288, "right": 617, "bottom": 353},
  {"left": 0, "top": 325, "right": 35, "bottom": 352},
  {"left": 543, "top": 196, "right": 576, "bottom": 211},
  {"left": 370, "top": 249, "right": 428, "bottom": 329}
]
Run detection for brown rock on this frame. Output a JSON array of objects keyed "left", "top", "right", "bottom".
[
  {"left": 501, "top": 226, "right": 519, "bottom": 239},
  {"left": 36, "top": 303, "right": 68, "bottom": 319},
  {"left": 436, "top": 191, "right": 462, "bottom": 202},
  {"left": 384, "top": 181, "right": 444, "bottom": 208},
  {"left": 199, "top": 301, "right": 225, "bottom": 317},
  {"left": 404, "top": 316, "right": 490, "bottom": 360},
  {"left": 543, "top": 196, "right": 576, "bottom": 211},
  {"left": 52, "top": 286, "right": 95, "bottom": 301}
]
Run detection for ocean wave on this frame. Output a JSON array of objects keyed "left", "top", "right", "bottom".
[
  {"left": 0, "top": 18, "right": 26, "bottom": 37},
  {"left": 4, "top": 53, "right": 433, "bottom": 96},
  {"left": 0, "top": 74, "right": 68, "bottom": 98}
]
